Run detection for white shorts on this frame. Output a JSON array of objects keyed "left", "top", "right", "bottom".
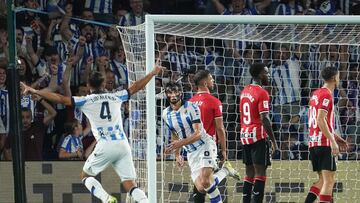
[
  {"left": 83, "top": 140, "right": 137, "bottom": 181},
  {"left": 187, "top": 139, "right": 218, "bottom": 182}
]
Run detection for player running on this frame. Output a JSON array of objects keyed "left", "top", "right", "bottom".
[
  {"left": 21, "top": 64, "right": 163, "bottom": 203},
  {"left": 163, "top": 81, "right": 240, "bottom": 203}
]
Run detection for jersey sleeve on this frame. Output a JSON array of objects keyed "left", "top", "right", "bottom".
[
  {"left": 60, "top": 136, "right": 71, "bottom": 151},
  {"left": 257, "top": 89, "right": 270, "bottom": 113},
  {"left": 189, "top": 103, "right": 201, "bottom": 123},
  {"left": 114, "top": 89, "right": 129, "bottom": 101},
  {"left": 213, "top": 98, "right": 223, "bottom": 118},
  {"left": 318, "top": 92, "right": 332, "bottom": 112},
  {"left": 72, "top": 96, "right": 87, "bottom": 108}
]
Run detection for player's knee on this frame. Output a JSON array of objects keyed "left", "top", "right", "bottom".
[
  {"left": 200, "top": 178, "right": 211, "bottom": 190},
  {"left": 80, "top": 171, "right": 90, "bottom": 180}
]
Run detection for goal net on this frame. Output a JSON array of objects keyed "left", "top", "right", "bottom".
[{"left": 118, "top": 16, "right": 360, "bottom": 203}]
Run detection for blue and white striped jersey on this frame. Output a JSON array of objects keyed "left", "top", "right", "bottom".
[
  {"left": 271, "top": 58, "right": 302, "bottom": 105},
  {"left": 275, "top": 2, "right": 303, "bottom": 15},
  {"left": 119, "top": 12, "right": 147, "bottom": 26},
  {"left": 72, "top": 90, "right": 129, "bottom": 141},
  {"left": 60, "top": 134, "right": 83, "bottom": 153},
  {"left": 110, "top": 60, "right": 128, "bottom": 88},
  {"left": 162, "top": 101, "right": 212, "bottom": 153},
  {"left": 85, "top": 0, "right": 112, "bottom": 14},
  {"left": 0, "top": 90, "right": 9, "bottom": 133},
  {"left": 165, "top": 50, "right": 204, "bottom": 73}
]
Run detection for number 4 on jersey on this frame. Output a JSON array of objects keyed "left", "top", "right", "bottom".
[{"left": 100, "top": 101, "right": 112, "bottom": 121}]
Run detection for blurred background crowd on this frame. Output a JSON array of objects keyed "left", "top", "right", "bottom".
[{"left": 0, "top": 0, "right": 359, "bottom": 161}]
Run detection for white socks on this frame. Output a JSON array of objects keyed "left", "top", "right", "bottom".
[
  {"left": 205, "top": 179, "right": 223, "bottom": 203},
  {"left": 82, "top": 177, "right": 109, "bottom": 203}
]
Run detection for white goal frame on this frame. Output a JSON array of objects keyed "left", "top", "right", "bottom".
[{"left": 144, "top": 15, "right": 360, "bottom": 202}]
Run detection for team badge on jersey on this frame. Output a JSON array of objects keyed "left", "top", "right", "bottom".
[
  {"left": 322, "top": 99, "right": 329, "bottom": 107},
  {"left": 263, "top": 101, "right": 269, "bottom": 109}
]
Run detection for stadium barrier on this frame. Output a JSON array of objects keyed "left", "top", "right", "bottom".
[{"left": 1, "top": 160, "right": 358, "bottom": 202}]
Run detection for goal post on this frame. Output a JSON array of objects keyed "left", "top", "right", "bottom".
[{"left": 118, "top": 15, "right": 360, "bottom": 202}]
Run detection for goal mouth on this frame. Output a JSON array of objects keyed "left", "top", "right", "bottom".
[{"left": 118, "top": 15, "right": 360, "bottom": 203}]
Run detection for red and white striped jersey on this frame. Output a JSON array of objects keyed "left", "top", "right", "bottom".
[
  {"left": 239, "top": 84, "right": 270, "bottom": 145},
  {"left": 308, "top": 87, "right": 335, "bottom": 148}
]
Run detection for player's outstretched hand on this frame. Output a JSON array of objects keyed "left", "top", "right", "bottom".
[
  {"left": 20, "top": 82, "right": 37, "bottom": 95},
  {"left": 151, "top": 58, "right": 165, "bottom": 76},
  {"left": 175, "top": 155, "right": 184, "bottom": 169},
  {"left": 334, "top": 134, "right": 348, "bottom": 152}
]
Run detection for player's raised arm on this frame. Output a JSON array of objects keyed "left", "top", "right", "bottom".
[
  {"left": 21, "top": 82, "right": 72, "bottom": 106},
  {"left": 128, "top": 60, "right": 164, "bottom": 95}
]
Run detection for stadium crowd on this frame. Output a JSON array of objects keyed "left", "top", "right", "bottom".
[{"left": 0, "top": 0, "right": 359, "bottom": 161}]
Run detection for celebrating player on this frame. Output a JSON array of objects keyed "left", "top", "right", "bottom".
[
  {"left": 189, "top": 70, "right": 228, "bottom": 202},
  {"left": 305, "top": 66, "right": 347, "bottom": 203},
  {"left": 239, "top": 63, "right": 278, "bottom": 203},
  {"left": 163, "top": 81, "right": 240, "bottom": 203},
  {"left": 21, "top": 63, "right": 163, "bottom": 203}
]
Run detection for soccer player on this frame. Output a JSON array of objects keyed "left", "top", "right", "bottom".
[
  {"left": 239, "top": 63, "right": 278, "bottom": 203},
  {"left": 21, "top": 64, "right": 163, "bottom": 203},
  {"left": 189, "top": 70, "right": 227, "bottom": 202},
  {"left": 163, "top": 81, "right": 240, "bottom": 203},
  {"left": 305, "top": 66, "right": 347, "bottom": 203}
]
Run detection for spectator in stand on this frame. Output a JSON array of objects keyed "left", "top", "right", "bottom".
[
  {"left": 119, "top": 0, "right": 147, "bottom": 26},
  {"left": 275, "top": 0, "right": 304, "bottom": 15},
  {"left": 339, "top": 63, "right": 360, "bottom": 139},
  {"left": 59, "top": 119, "right": 92, "bottom": 160},
  {"left": 84, "top": 0, "right": 114, "bottom": 23},
  {"left": 0, "top": 66, "right": 6, "bottom": 159},
  {"left": 270, "top": 43, "right": 303, "bottom": 140},
  {"left": 0, "top": 27, "right": 8, "bottom": 66},
  {"left": 110, "top": 45, "right": 128, "bottom": 89},
  {"left": 4, "top": 99, "right": 57, "bottom": 161}
]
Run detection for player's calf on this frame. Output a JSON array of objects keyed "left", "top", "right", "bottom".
[
  {"left": 204, "top": 178, "right": 222, "bottom": 203},
  {"left": 243, "top": 176, "right": 254, "bottom": 203},
  {"left": 252, "top": 176, "right": 266, "bottom": 203}
]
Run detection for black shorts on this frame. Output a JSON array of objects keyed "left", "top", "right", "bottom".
[
  {"left": 242, "top": 139, "right": 271, "bottom": 167},
  {"left": 310, "top": 146, "right": 337, "bottom": 172}
]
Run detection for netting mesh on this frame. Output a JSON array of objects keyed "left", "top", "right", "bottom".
[{"left": 118, "top": 22, "right": 360, "bottom": 202}]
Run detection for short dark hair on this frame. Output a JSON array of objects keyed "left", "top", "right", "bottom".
[
  {"left": 88, "top": 71, "right": 105, "bottom": 89},
  {"left": 21, "top": 107, "right": 31, "bottom": 113},
  {"left": 165, "top": 81, "right": 182, "bottom": 92},
  {"left": 193, "top": 69, "right": 210, "bottom": 86},
  {"left": 64, "top": 119, "right": 80, "bottom": 134},
  {"left": 321, "top": 66, "right": 338, "bottom": 81},
  {"left": 249, "top": 63, "right": 266, "bottom": 78}
]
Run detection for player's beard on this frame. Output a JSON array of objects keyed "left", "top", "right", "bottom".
[
  {"left": 167, "top": 94, "right": 182, "bottom": 105},
  {"left": 262, "top": 78, "right": 270, "bottom": 86}
]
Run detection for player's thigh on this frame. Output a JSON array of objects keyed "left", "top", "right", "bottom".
[
  {"left": 251, "top": 139, "right": 271, "bottom": 167},
  {"left": 112, "top": 142, "right": 137, "bottom": 181},
  {"left": 189, "top": 142, "right": 217, "bottom": 182},
  {"left": 242, "top": 144, "right": 253, "bottom": 166},
  {"left": 83, "top": 142, "right": 111, "bottom": 176},
  {"left": 309, "top": 147, "right": 321, "bottom": 172},
  {"left": 321, "top": 170, "right": 336, "bottom": 184},
  {"left": 318, "top": 147, "right": 337, "bottom": 172}
]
